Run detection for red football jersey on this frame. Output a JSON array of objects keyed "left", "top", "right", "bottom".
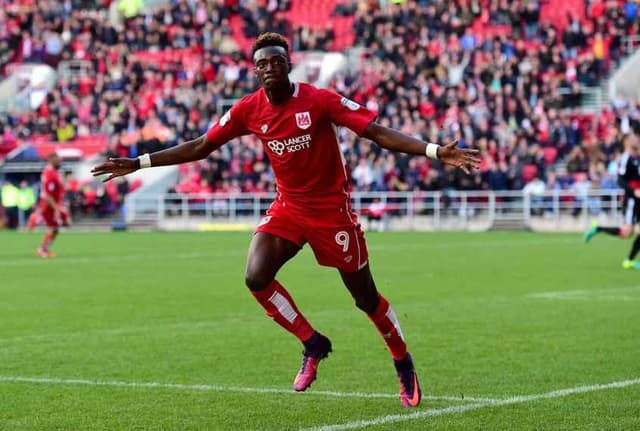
[
  {"left": 206, "top": 82, "right": 377, "bottom": 212},
  {"left": 39, "top": 165, "right": 64, "bottom": 207}
]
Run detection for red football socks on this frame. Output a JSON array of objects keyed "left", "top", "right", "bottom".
[
  {"left": 367, "top": 294, "right": 408, "bottom": 360},
  {"left": 27, "top": 212, "right": 37, "bottom": 230},
  {"left": 251, "top": 280, "right": 315, "bottom": 342},
  {"left": 39, "top": 231, "right": 57, "bottom": 252}
]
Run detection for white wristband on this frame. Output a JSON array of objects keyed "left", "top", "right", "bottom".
[
  {"left": 425, "top": 143, "right": 440, "bottom": 160},
  {"left": 138, "top": 153, "right": 152, "bottom": 169}
]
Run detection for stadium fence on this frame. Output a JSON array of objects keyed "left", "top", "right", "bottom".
[{"left": 123, "top": 189, "right": 625, "bottom": 232}]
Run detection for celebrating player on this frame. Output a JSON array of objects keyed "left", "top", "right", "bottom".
[
  {"left": 31, "top": 152, "right": 70, "bottom": 258},
  {"left": 92, "top": 32, "right": 480, "bottom": 407},
  {"left": 585, "top": 133, "right": 640, "bottom": 268}
]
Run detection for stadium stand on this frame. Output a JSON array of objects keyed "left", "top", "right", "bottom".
[{"left": 1, "top": 0, "right": 640, "bottom": 228}]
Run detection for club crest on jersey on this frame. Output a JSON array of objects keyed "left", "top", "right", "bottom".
[{"left": 295, "top": 112, "right": 312, "bottom": 130}]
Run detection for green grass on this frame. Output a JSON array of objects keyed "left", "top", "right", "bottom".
[{"left": 0, "top": 230, "right": 639, "bottom": 430}]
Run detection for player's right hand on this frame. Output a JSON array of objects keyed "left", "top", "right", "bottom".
[
  {"left": 91, "top": 158, "right": 139, "bottom": 182},
  {"left": 634, "top": 189, "right": 640, "bottom": 198}
]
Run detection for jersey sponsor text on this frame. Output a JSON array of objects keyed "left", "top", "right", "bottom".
[{"left": 267, "top": 134, "right": 312, "bottom": 156}]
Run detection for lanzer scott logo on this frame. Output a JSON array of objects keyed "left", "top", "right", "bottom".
[
  {"left": 266, "top": 134, "right": 312, "bottom": 156},
  {"left": 295, "top": 112, "right": 312, "bottom": 130}
]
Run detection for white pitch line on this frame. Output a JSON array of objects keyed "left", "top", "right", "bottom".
[
  {"left": 0, "top": 375, "right": 498, "bottom": 403},
  {"left": 368, "top": 237, "right": 577, "bottom": 252},
  {"left": 0, "top": 251, "right": 242, "bottom": 267},
  {"left": 0, "top": 320, "right": 223, "bottom": 346},
  {"left": 528, "top": 286, "right": 640, "bottom": 302},
  {"left": 302, "top": 377, "right": 640, "bottom": 431},
  {"left": 422, "top": 394, "right": 501, "bottom": 403},
  {"left": 0, "top": 237, "right": 574, "bottom": 266}
]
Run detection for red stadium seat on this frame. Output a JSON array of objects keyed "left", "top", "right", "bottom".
[
  {"left": 522, "top": 164, "right": 539, "bottom": 183},
  {"left": 542, "top": 147, "right": 558, "bottom": 165},
  {"left": 128, "top": 178, "right": 143, "bottom": 193}
]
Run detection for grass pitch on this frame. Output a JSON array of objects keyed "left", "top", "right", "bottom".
[{"left": 0, "top": 230, "right": 638, "bottom": 430}]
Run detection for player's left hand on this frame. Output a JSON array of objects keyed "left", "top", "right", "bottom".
[
  {"left": 437, "top": 140, "right": 481, "bottom": 174},
  {"left": 91, "top": 158, "right": 139, "bottom": 182}
]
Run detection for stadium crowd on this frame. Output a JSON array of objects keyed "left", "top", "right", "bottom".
[
  {"left": 0, "top": 0, "right": 639, "bottom": 221},
  {"left": 337, "top": 0, "right": 640, "bottom": 195}
]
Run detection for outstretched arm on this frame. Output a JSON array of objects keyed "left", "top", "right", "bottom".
[
  {"left": 91, "top": 134, "right": 219, "bottom": 181},
  {"left": 362, "top": 122, "right": 481, "bottom": 174}
]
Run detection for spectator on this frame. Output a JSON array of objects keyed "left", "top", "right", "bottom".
[
  {"left": 1, "top": 180, "right": 19, "bottom": 229},
  {"left": 1, "top": 0, "right": 639, "bottom": 204},
  {"left": 365, "top": 197, "right": 389, "bottom": 231},
  {"left": 17, "top": 180, "right": 36, "bottom": 225}
]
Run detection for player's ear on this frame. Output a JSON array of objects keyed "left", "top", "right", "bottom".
[{"left": 287, "top": 60, "right": 293, "bottom": 73}]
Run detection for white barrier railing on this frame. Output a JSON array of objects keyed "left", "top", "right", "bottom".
[{"left": 124, "top": 189, "right": 625, "bottom": 232}]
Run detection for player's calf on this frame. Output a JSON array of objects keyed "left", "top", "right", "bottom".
[{"left": 26, "top": 212, "right": 38, "bottom": 231}]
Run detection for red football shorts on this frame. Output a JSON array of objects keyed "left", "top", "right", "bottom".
[
  {"left": 41, "top": 207, "right": 69, "bottom": 228},
  {"left": 255, "top": 200, "right": 369, "bottom": 272}
]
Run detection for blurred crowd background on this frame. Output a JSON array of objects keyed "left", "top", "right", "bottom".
[{"left": 1, "top": 0, "right": 640, "bottom": 226}]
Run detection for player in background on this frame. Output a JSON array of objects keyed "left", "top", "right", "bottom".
[
  {"left": 92, "top": 32, "right": 480, "bottom": 407},
  {"left": 584, "top": 134, "right": 640, "bottom": 269},
  {"left": 29, "top": 152, "right": 70, "bottom": 257}
]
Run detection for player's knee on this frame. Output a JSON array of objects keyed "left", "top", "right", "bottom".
[
  {"left": 354, "top": 293, "right": 379, "bottom": 314},
  {"left": 244, "top": 270, "right": 271, "bottom": 292}
]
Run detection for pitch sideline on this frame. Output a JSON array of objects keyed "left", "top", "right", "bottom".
[
  {"left": 302, "top": 377, "right": 640, "bottom": 431},
  {"left": 0, "top": 375, "right": 499, "bottom": 403}
]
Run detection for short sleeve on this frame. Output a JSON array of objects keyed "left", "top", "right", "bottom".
[
  {"left": 205, "top": 98, "right": 250, "bottom": 146},
  {"left": 321, "top": 89, "right": 377, "bottom": 136}
]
